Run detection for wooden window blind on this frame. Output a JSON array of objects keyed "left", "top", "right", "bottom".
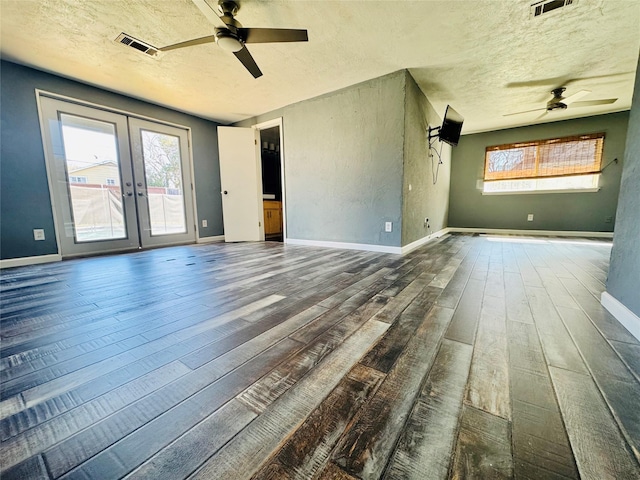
[{"left": 484, "top": 133, "right": 605, "bottom": 181}]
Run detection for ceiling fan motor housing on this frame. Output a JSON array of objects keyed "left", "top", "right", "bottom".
[{"left": 547, "top": 87, "right": 568, "bottom": 111}]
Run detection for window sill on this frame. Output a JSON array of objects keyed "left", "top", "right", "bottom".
[{"left": 482, "top": 187, "right": 600, "bottom": 196}]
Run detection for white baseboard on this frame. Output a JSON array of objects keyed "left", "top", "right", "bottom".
[
  {"left": 601, "top": 292, "right": 640, "bottom": 342},
  {"left": 285, "top": 228, "right": 449, "bottom": 255},
  {"left": 447, "top": 227, "right": 614, "bottom": 238},
  {"left": 0, "top": 254, "right": 62, "bottom": 269},
  {"left": 196, "top": 235, "right": 225, "bottom": 244},
  {"left": 285, "top": 238, "right": 402, "bottom": 254},
  {"left": 400, "top": 228, "right": 450, "bottom": 255}
]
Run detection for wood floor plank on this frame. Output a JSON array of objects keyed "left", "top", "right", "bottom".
[
  {"left": 47, "top": 338, "right": 304, "bottom": 479},
  {"left": 0, "top": 361, "right": 190, "bottom": 465},
  {"left": 464, "top": 294, "right": 510, "bottom": 419},
  {"left": 549, "top": 366, "right": 640, "bottom": 479},
  {"left": 507, "top": 321, "right": 547, "bottom": 376},
  {"left": 1, "top": 454, "right": 49, "bottom": 480},
  {"left": 369, "top": 271, "right": 437, "bottom": 324},
  {"left": 383, "top": 339, "right": 473, "bottom": 480},
  {"left": 435, "top": 246, "right": 480, "bottom": 309},
  {"left": 444, "top": 277, "right": 485, "bottom": 345},
  {"left": 449, "top": 405, "right": 513, "bottom": 479},
  {"left": 559, "top": 277, "right": 639, "bottom": 344},
  {"left": 238, "top": 294, "right": 389, "bottom": 414},
  {"left": 360, "top": 286, "right": 441, "bottom": 373},
  {"left": 125, "top": 399, "right": 257, "bottom": 480},
  {"left": 557, "top": 305, "right": 640, "bottom": 460},
  {"left": 251, "top": 364, "right": 384, "bottom": 480},
  {"left": 504, "top": 271, "right": 534, "bottom": 324},
  {"left": 187, "top": 319, "right": 390, "bottom": 480},
  {"left": 326, "top": 306, "right": 455, "bottom": 479},
  {"left": 525, "top": 285, "right": 588, "bottom": 374},
  {"left": 611, "top": 340, "right": 640, "bottom": 379},
  {"left": 510, "top": 368, "right": 579, "bottom": 479}
]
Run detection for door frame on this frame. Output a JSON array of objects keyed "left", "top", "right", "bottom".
[
  {"left": 253, "top": 117, "right": 287, "bottom": 242},
  {"left": 35, "top": 89, "right": 200, "bottom": 257}
]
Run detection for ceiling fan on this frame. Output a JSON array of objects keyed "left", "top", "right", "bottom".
[
  {"left": 504, "top": 87, "right": 618, "bottom": 119},
  {"left": 159, "top": 0, "right": 308, "bottom": 78}
]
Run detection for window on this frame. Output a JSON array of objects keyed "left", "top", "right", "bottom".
[
  {"left": 483, "top": 133, "right": 604, "bottom": 194},
  {"left": 69, "top": 176, "right": 88, "bottom": 184},
  {"left": 106, "top": 178, "right": 116, "bottom": 185}
]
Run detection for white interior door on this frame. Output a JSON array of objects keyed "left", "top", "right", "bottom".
[{"left": 217, "top": 126, "right": 263, "bottom": 242}]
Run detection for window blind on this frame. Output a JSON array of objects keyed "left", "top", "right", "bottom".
[{"left": 484, "top": 133, "right": 605, "bottom": 181}]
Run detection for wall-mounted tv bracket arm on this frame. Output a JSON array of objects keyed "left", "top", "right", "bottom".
[{"left": 428, "top": 125, "right": 441, "bottom": 150}]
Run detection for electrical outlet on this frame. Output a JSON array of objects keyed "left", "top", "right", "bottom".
[
  {"left": 385, "top": 222, "right": 393, "bottom": 232},
  {"left": 33, "top": 229, "right": 45, "bottom": 241},
  {"left": 527, "top": 214, "right": 534, "bottom": 222},
  {"left": 201, "top": 219, "right": 208, "bottom": 228}
]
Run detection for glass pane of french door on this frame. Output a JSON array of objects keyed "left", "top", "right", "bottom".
[
  {"left": 129, "top": 118, "right": 195, "bottom": 248},
  {"left": 59, "top": 113, "right": 127, "bottom": 242},
  {"left": 140, "top": 130, "right": 187, "bottom": 235}
]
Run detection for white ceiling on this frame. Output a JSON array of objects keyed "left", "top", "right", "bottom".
[{"left": 1, "top": 0, "right": 639, "bottom": 133}]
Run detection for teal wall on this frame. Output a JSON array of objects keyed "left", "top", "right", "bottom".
[
  {"left": 607, "top": 57, "right": 640, "bottom": 317},
  {"left": 0, "top": 61, "right": 223, "bottom": 260},
  {"left": 449, "top": 112, "right": 629, "bottom": 232}
]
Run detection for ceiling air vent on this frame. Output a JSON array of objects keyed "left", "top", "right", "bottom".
[
  {"left": 530, "top": 0, "right": 577, "bottom": 18},
  {"left": 115, "top": 33, "right": 158, "bottom": 56}
]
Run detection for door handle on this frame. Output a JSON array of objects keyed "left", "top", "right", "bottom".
[
  {"left": 137, "top": 191, "right": 145, "bottom": 197},
  {"left": 124, "top": 191, "right": 133, "bottom": 197},
  {"left": 223, "top": 190, "right": 228, "bottom": 195}
]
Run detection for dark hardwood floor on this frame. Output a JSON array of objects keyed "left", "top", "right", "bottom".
[{"left": 1, "top": 234, "right": 639, "bottom": 479}]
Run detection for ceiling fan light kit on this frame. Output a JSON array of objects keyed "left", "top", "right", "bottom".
[{"left": 215, "top": 30, "right": 244, "bottom": 52}]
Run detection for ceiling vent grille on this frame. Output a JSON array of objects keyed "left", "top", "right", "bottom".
[
  {"left": 115, "top": 33, "right": 158, "bottom": 56},
  {"left": 530, "top": 0, "right": 577, "bottom": 18}
]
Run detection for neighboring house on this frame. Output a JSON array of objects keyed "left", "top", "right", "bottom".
[{"left": 68, "top": 161, "right": 120, "bottom": 186}]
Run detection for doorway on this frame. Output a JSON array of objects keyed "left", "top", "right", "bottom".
[
  {"left": 39, "top": 95, "right": 196, "bottom": 257},
  {"left": 259, "top": 126, "right": 283, "bottom": 242}
]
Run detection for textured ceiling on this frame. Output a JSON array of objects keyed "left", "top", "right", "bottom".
[{"left": 1, "top": 0, "right": 639, "bottom": 133}]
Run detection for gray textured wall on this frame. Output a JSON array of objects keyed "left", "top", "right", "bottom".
[
  {"left": 449, "top": 112, "right": 629, "bottom": 232},
  {"left": 607, "top": 57, "right": 640, "bottom": 317},
  {"left": 237, "top": 71, "right": 406, "bottom": 247},
  {"left": 401, "top": 71, "right": 451, "bottom": 246},
  {"left": 0, "top": 61, "right": 223, "bottom": 260}
]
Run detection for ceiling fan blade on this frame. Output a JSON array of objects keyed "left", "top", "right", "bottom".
[
  {"left": 192, "top": 0, "right": 227, "bottom": 27},
  {"left": 160, "top": 35, "right": 217, "bottom": 52},
  {"left": 562, "top": 89, "right": 591, "bottom": 105},
  {"left": 503, "top": 107, "right": 546, "bottom": 117},
  {"left": 239, "top": 28, "right": 308, "bottom": 44},
  {"left": 506, "top": 72, "right": 634, "bottom": 89},
  {"left": 571, "top": 98, "right": 618, "bottom": 107},
  {"left": 234, "top": 46, "right": 263, "bottom": 78}
]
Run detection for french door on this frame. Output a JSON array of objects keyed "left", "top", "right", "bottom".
[{"left": 40, "top": 96, "right": 195, "bottom": 257}]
